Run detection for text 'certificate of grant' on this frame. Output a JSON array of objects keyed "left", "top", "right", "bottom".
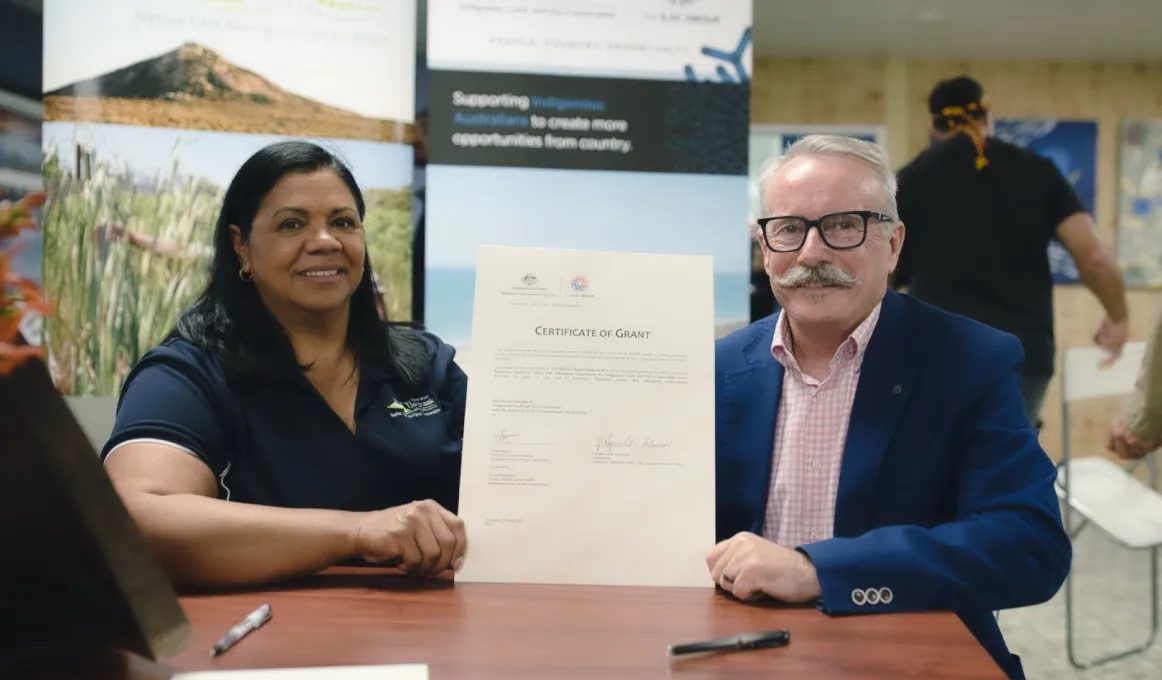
[{"left": 455, "top": 246, "right": 716, "bottom": 588}]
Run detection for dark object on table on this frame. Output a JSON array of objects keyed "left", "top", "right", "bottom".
[
  {"left": 0, "top": 336, "right": 192, "bottom": 663},
  {"left": 668, "top": 629, "right": 791, "bottom": 657}
]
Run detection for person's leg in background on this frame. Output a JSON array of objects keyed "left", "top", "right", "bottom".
[{"left": 1020, "top": 375, "right": 1053, "bottom": 429}]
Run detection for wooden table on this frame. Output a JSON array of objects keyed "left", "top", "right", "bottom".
[{"left": 19, "top": 568, "right": 1005, "bottom": 679}]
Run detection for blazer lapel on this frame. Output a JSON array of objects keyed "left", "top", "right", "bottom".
[
  {"left": 725, "top": 321, "right": 783, "bottom": 535},
  {"left": 833, "top": 291, "right": 919, "bottom": 538}
]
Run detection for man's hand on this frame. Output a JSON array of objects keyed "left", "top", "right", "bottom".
[
  {"left": 1094, "top": 315, "right": 1129, "bottom": 364},
  {"left": 1107, "top": 417, "right": 1162, "bottom": 460},
  {"left": 706, "top": 532, "right": 821, "bottom": 603}
]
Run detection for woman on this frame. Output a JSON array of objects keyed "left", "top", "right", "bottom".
[{"left": 102, "top": 141, "right": 467, "bottom": 588}]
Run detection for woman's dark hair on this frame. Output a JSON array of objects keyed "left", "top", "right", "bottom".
[{"left": 174, "top": 140, "right": 429, "bottom": 386}]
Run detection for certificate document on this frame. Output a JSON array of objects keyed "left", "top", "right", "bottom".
[{"left": 456, "top": 246, "right": 716, "bottom": 588}]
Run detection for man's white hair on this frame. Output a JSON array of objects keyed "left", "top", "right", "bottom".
[{"left": 757, "top": 134, "right": 898, "bottom": 221}]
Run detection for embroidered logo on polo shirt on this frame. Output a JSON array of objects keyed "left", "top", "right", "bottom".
[{"left": 387, "top": 396, "right": 442, "bottom": 418}]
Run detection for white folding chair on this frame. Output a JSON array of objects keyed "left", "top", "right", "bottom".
[{"left": 1055, "top": 341, "right": 1162, "bottom": 669}]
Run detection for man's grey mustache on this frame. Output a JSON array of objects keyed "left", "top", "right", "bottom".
[{"left": 774, "top": 264, "right": 859, "bottom": 289}]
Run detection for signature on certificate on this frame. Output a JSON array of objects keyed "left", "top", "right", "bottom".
[
  {"left": 594, "top": 433, "right": 670, "bottom": 454},
  {"left": 493, "top": 428, "right": 520, "bottom": 443}
]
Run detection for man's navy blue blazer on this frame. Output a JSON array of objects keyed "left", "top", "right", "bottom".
[{"left": 715, "top": 289, "right": 1071, "bottom": 680}]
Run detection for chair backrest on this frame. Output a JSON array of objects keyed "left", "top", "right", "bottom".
[{"left": 1061, "top": 341, "right": 1147, "bottom": 404}]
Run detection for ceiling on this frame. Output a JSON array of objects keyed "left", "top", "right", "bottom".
[
  {"left": 752, "top": 0, "right": 1162, "bottom": 60},
  {"left": 8, "top": 0, "right": 1162, "bottom": 61}
]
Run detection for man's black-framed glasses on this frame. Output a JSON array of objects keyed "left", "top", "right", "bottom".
[{"left": 757, "top": 210, "right": 894, "bottom": 253}]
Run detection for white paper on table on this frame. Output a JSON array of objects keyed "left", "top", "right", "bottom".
[
  {"left": 455, "top": 246, "right": 717, "bottom": 588},
  {"left": 174, "top": 664, "right": 428, "bottom": 679}
]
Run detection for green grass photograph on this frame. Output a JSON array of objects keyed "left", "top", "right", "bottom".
[{"left": 41, "top": 121, "right": 415, "bottom": 396}]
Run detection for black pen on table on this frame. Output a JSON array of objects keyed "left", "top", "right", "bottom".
[
  {"left": 667, "top": 629, "right": 790, "bottom": 657},
  {"left": 210, "top": 603, "right": 272, "bottom": 656}
]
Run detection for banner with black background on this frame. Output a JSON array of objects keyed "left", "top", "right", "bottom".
[
  {"left": 423, "top": 0, "right": 753, "bottom": 363},
  {"left": 429, "top": 71, "right": 748, "bottom": 175}
]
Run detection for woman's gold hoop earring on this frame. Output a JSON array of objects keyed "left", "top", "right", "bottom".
[{"left": 239, "top": 268, "right": 253, "bottom": 282}]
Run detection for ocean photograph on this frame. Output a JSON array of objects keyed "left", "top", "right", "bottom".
[
  {"left": 1116, "top": 119, "right": 1162, "bottom": 287},
  {"left": 41, "top": 121, "right": 414, "bottom": 396},
  {"left": 423, "top": 165, "right": 750, "bottom": 360},
  {"left": 425, "top": 267, "right": 750, "bottom": 345}
]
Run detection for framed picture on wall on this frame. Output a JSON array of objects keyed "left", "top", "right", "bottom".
[
  {"left": 1116, "top": 119, "right": 1162, "bottom": 288},
  {"left": 993, "top": 119, "right": 1098, "bottom": 285}
]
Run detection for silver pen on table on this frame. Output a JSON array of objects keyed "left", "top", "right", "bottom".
[{"left": 210, "top": 603, "right": 273, "bottom": 656}]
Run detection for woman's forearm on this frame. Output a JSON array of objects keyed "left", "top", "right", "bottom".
[{"left": 124, "top": 491, "right": 366, "bottom": 588}]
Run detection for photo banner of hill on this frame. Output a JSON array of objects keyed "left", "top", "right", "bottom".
[
  {"left": 423, "top": 0, "right": 753, "bottom": 371},
  {"left": 42, "top": 0, "right": 418, "bottom": 397}
]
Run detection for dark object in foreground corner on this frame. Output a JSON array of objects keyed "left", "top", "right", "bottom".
[
  {"left": 668, "top": 629, "right": 791, "bottom": 657},
  {"left": 0, "top": 335, "right": 192, "bottom": 664}
]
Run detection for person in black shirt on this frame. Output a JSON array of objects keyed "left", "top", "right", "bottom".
[
  {"left": 894, "top": 76, "right": 1128, "bottom": 426},
  {"left": 102, "top": 141, "right": 468, "bottom": 588}
]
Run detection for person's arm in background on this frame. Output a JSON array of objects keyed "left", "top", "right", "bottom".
[
  {"left": 1047, "top": 154, "right": 1129, "bottom": 359},
  {"left": 1056, "top": 212, "right": 1129, "bottom": 357},
  {"left": 1109, "top": 304, "right": 1162, "bottom": 459}
]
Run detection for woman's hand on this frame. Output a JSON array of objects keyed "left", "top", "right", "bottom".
[{"left": 354, "top": 499, "right": 468, "bottom": 575}]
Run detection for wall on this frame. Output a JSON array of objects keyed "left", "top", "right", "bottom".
[{"left": 752, "top": 57, "right": 1162, "bottom": 477}]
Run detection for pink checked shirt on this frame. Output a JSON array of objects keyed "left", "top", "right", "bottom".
[{"left": 763, "top": 303, "right": 882, "bottom": 548}]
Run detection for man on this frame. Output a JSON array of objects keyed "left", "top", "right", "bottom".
[
  {"left": 893, "top": 75, "right": 1128, "bottom": 426},
  {"left": 710, "top": 135, "right": 1071, "bottom": 680}
]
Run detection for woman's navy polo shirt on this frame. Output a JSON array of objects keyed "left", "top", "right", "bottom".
[{"left": 100, "top": 331, "right": 466, "bottom": 514}]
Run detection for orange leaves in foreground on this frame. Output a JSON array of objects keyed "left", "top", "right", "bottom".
[
  {"left": 0, "top": 191, "right": 51, "bottom": 376},
  {"left": 0, "top": 190, "right": 45, "bottom": 240}
]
